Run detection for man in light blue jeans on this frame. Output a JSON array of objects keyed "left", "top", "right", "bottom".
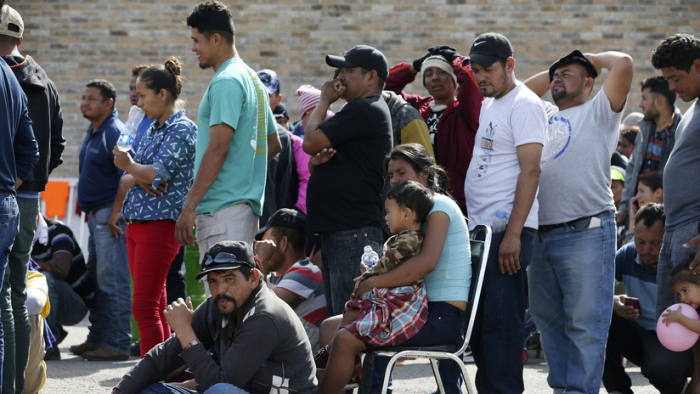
[
  {"left": 524, "top": 49, "right": 633, "bottom": 393},
  {"left": 74, "top": 79, "right": 131, "bottom": 360}
]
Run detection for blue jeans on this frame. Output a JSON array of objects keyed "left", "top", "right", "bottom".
[
  {"left": 470, "top": 228, "right": 535, "bottom": 394},
  {"left": 655, "top": 219, "right": 700, "bottom": 319},
  {"left": 85, "top": 206, "right": 131, "bottom": 354},
  {"left": 321, "top": 226, "right": 384, "bottom": 316},
  {"left": 529, "top": 211, "right": 616, "bottom": 394},
  {"left": 140, "top": 382, "right": 249, "bottom": 394},
  {"left": 0, "top": 192, "right": 20, "bottom": 391},
  {"left": 2, "top": 196, "right": 37, "bottom": 394},
  {"left": 44, "top": 271, "right": 88, "bottom": 340}
]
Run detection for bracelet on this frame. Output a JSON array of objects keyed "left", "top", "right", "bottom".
[{"left": 183, "top": 338, "right": 200, "bottom": 351}]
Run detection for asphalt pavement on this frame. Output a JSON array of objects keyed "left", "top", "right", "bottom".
[{"left": 41, "top": 317, "right": 663, "bottom": 393}]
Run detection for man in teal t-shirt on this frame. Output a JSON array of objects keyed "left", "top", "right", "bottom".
[{"left": 175, "top": 1, "right": 281, "bottom": 270}]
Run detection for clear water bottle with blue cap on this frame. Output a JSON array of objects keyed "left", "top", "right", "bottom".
[
  {"left": 361, "top": 245, "right": 379, "bottom": 272},
  {"left": 493, "top": 211, "right": 508, "bottom": 233},
  {"left": 116, "top": 106, "right": 145, "bottom": 152}
]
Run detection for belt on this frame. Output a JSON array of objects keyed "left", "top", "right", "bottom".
[
  {"left": 124, "top": 218, "right": 150, "bottom": 225},
  {"left": 87, "top": 202, "right": 114, "bottom": 217},
  {"left": 538, "top": 211, "right": 606, "bottom": 232}
]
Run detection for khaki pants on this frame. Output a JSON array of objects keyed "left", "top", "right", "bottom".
[
  {"left": 23, "top": 314, "right": 46, "bottom": 394},
  {"left": 195, "top": 203, "right": 259, "bottom": 296}
]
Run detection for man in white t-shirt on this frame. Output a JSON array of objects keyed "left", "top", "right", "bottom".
[
  {"left": 465, "top": 32, "right": 546, "bottom": 394},
  {"left": 524, "top": 50, "right": 633, "bottom": 393}
]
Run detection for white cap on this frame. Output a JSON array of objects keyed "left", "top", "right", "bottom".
[{"left": 0, "top": 5, "right": 23, "bottom": 39}]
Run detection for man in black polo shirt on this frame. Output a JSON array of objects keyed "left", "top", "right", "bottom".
[{"left": 302, "top": 45, "right": 393, "bottom": 316}]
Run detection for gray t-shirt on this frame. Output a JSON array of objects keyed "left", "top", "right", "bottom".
[
  {"left": 663, "top": 100, "right": 700, "bottom": 231},
  {"left": 538, "top": 87, "right": 624, "bottom": 225}
]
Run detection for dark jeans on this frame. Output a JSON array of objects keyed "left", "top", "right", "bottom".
[
  {"left": 166, "top": 246, "right": 187, "bottom": 304},
  {"left": 602, "top": 312, "right": 692, "bottom": 394},
  {"left": 321, "top": 227, "right": 383, "bottom": 316},
  {"left": 470, "top": 228, "right": 535, "bottom": 394}
]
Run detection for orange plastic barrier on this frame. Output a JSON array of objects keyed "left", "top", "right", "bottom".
[{"left": 41, "top": 180, "right": 71, "bottom": 219}]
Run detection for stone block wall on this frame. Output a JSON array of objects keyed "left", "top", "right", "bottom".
[{"left": 8, "top": 0, "right": 698, "bottom": 177}]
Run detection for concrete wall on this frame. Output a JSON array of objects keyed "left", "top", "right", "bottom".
[{"left": 8, "top": 0, "right": 699, "bottom": 178}]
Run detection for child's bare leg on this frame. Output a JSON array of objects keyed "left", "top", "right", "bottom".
[{"left": 319, "top": 329, "right": 366, "bottom": 394}]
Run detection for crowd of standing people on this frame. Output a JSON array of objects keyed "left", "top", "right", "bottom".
[{"left": 1, "top": 1, "right": 700, "bottom": 394}]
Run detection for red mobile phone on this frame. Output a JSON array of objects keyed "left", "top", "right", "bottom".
[{"left": 623, "top": 297, "right": 641, "bottom": 314}]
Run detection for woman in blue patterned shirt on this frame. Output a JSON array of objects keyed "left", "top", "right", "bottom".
[{"left": 113, "top": 57, "right": 197, "bottom": 357}]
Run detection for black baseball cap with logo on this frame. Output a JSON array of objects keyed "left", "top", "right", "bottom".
[
  {"left": 469, "top": 32, "right": 514, "bottom": 67},
  {"left": 326, "top": 45, "right": 389, "bottom": 81}
]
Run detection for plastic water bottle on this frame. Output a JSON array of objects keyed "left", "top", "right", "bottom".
[
  {"left": 493, "top": 211, "right": 508, "bottom": 233},
  {"left": 116, "top": 106, "right": 145, "bottom": 152},
  {"left": 361, "top": 245, "right": 379, "bottom": 272}
]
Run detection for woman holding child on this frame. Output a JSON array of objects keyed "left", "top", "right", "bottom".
[{"left": 319, "top": 143, "right": 471, "bottom": 393}]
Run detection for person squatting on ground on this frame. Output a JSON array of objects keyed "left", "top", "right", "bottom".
[
  {"left": 113, "top": 57, "right": 197, "bottom": 358},
  {"left": 319, "top": 180, "right": 434, "bottom": 393},
  {"left": 603, "top": 203, "right": 692, "bottom": 394}
]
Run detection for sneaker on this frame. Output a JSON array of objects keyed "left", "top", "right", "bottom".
[
  {"left": 525, "top": 331, "right": 541, "bottom": 350},
  {"left": 44, "top": 345, "right": 61, "bottom": 361},
  {"left": 69, "top": 341, "right": 98, "bottom": 356},
  {"left": 81, "top": 346, "right": 129, "bottom": 361},
  {"left": 314, "top": 346, "right": 329, "bottom": 369}
]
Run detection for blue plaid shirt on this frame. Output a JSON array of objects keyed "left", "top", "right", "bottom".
[{"left": 121, "top": 110, "right": 197, "bottom": 221}]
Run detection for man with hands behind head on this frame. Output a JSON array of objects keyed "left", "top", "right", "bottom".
[{"left": 524, "top": 49, "right": 633, "bottom": 393}]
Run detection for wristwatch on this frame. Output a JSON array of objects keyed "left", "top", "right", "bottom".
[{"left": 183, "top": 338, "right": 200, "bottom": 351}]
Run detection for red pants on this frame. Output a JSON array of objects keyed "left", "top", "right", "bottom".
[{"left": 126, "top": 220, "right": 179, "bottom": 357}]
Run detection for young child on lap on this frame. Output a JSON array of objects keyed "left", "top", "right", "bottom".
[{"left": 319, "top": 181, "right": 434, "bottom": 390}]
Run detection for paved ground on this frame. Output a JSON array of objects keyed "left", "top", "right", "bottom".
[{"left": 42, "top": 318, "right": 663, "bottom": 393}]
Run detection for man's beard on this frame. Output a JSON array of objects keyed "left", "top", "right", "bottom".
[
  {"left": 214, "top": 294, "right": 238, "bottom": 322},
  {"left": 199, "top": 61, "right": 212, "bottom": 70}
]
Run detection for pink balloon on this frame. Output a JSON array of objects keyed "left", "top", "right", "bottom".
[{"left": 657, "top": 303, "right": 700, "bottom": 352}]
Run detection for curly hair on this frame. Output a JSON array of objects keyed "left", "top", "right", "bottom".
[{"left": 651, "top": 34, "right": 700, "bottom": 72}]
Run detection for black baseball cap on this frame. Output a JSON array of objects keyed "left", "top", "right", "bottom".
[
  {"left": 255, "top": 208, "right": 307, "bottom": 241},
  {"left": 326, "top": 45, "right": 389, "bottom": 81},
  {"left": 548, "top": 50, "right": 599, "bottom": 82},
  {"left": 273, "top": 103, "right": 289, "bottom": 120},
  {"left": 196, "top": 240, "right": 256, "bottom": 280},
  {"left": 469, "top": 33, "right": 514, "bottom": 67}
]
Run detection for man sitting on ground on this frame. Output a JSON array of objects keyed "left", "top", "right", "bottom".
[{"left": 111, "top": 241, "right": 316, "bottom": 394}]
